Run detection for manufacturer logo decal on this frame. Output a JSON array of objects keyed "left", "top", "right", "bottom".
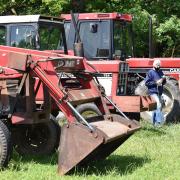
[{"left": 169, "top": 68, "right": 180, "bottom": 73}]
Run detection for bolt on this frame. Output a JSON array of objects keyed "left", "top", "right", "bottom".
[
  {"left": 93, "top": 132, "right": 98, "bottom": 138},
  {"left": 107, "top": 115, "right": 113, "bottom": 121},
  {"left": 128, "top": 124, "right": 132, "bottom": 128}
]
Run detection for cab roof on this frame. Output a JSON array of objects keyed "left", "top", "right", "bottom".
[
  {"left": 0, "top": 15, "right": 64, "bottom": 24},
  {"left": 61, "top": 12, "right": 132, "bottom": 22}
]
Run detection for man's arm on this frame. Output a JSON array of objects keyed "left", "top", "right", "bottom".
[{"left": 145, "top": 71, "right": 156, "bottom": 87}]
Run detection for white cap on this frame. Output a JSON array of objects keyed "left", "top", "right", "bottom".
[{"left": 153, "top": 59, "right": 161, "bottom": 67}]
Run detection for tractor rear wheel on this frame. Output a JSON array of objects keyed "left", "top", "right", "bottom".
[
  {"left": 135, "top": 78, "right": 180, "bottom": 123},
  {"left": 14, "top": 121, "right": 60, "bottom": 156},
  {"left": 0, "top": 120, "right": 12, "bottom": 168}
]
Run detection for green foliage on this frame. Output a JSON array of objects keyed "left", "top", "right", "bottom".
[
  {"left": 155, "top": 16, "right": 180, "bottom": 57},
  {"left": 0, "top": 0, "right": 179, "bottom": 57},
  {"left": 139, "top": 0, "right": 180, "bottom": 57},
  {"left": 0, "top": 0, "right": 70, "bottom": 16},
  {"left": 84, "top": 0, "right": 180, "bottom": 57},
  {"left": 130, "top": 9, "right": 151, "bottom": 57},
  {"left": 140, "top": 0, "right": 180, "bottom": 22},
  {"left": 42, "top": 0, "right": 70, "bottom": 16}
]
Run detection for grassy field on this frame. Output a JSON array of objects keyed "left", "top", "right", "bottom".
[{"left": 0, "top": 121, "right": 180, "bottom": 180}]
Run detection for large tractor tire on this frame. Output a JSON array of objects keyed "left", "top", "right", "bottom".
[
  {"left": 0, "top": 120, "right": 12, "bottom": 168},
  {"left": 135, "top": 78, "right": 180, "bottom": 123},
  {"left": 14, "top": 121, "right": 60, "bottom": 156},
  {"left": 76, "top": 103, "right": 102, "bottom": 119}
]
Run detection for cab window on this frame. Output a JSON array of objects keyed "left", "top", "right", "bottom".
[
  {"left": 10, "top": 25, "right": 36, "bottom": 49},
  {"left": 113, "top": 21, "right": 133, "bottom": 59},
  {"left": 39, "top": 25, "right": 63, "bottom": 50},
  {"left": 0, "top": 26, "right": 6, "bottom": 45},
  {"left": 79, "top": 21, "right": 110, "bottom": 59}
]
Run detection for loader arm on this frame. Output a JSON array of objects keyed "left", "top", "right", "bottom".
[{"left": 0, "top": 45, "right": 140, "bottom": 175}]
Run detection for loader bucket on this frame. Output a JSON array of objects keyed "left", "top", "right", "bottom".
[{"left": 58, "top": 114, "right": 140, "bottom": 175}]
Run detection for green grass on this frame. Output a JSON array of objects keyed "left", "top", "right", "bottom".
[{"left": 0, "top": 121, "right": 180, "bottom": 180}]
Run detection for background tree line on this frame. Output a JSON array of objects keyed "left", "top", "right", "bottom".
[{"left": 0, "top": 0, "right": 179, "bottom": 57}]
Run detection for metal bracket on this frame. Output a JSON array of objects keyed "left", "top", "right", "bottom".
[
  {"left": 104, "top": 94, "right": 130, "bottom": 121},
  {"left": 66, "top": 101, "right": 95, "bottom": 132},
  {"left": 8, "top": 73, "right": 28, "bottom": 119}
]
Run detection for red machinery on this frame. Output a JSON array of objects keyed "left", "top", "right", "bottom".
[
  {"left": 0, "top": 45, "right": 140, "bottom": 175},
  {"left": 0, "top": 14, "right": 155, "bottom": 121},
  {"left": 61, "top": 12, "right": 180, "bottom": 123}
]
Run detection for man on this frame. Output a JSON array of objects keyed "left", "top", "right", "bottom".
[{"left": 145, "top": 59, "right": 166, "bottom": 126}]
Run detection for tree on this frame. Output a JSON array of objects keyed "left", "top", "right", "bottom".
[
  {"left": 156, "top": 16, "right": 180, "bottom": 57},
  {"left": 0, "top": 0, "right": 70, "bottom": 16},
  {"left": 0, "top": 0, "right": 179, "bottom": 57}
]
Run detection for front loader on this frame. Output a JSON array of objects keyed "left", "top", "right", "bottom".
[{"left": 0, "top": 45, "right": 140, "bottom": 175}]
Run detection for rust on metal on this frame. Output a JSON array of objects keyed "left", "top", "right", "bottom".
[
  {"left": 7, "top": 52, "right": 28, "bottom": 71},
  {"left": 140, "top": 95, "right": 156, "bottom": 111},
  {"left": 68, "top": 89, "right": 99, "bottom": 105},
  {"left": 58, "top": 114, "right": 140, "bottom": 175},
  {"left": 90, "top": 120, "right": 130, "bottom": 143},
  {"left": 112, "top": 95, "right": 156, "bottom": 112},
  {"left": 0, "top": 80, "right": 10, "bottom": 114},
  {"left": 58, "top": 123, "right": 104, "bottom": 175}
]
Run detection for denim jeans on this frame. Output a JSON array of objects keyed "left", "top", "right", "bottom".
[{"left": 151, "top": 94, "right": 164, "bottom": 125}]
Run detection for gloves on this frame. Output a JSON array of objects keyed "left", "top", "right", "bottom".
[{"left": 156, "top": 78, "right": 163, "bottom": 86}]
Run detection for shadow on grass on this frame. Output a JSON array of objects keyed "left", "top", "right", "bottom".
[
  {"left": 9, "top": 152, "right": 58, "bottom": 171},
  {"left": 142, "top": 126, "right": 166, "bottom": 134},
  {"left": 71, "top": 154, "right": 150, "bottom": 176},
  {"left": 10, "top": 152, "right": 150, "bottom": 176},
  {"left": 139, "top": 121, "right": 167, "bottom": 136}
]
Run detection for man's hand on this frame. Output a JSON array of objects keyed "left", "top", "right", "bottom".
[
  {"left": 156, "top": 78, "right": 163, "bottom": 86},
  {"left": 162, "top": 75, "right": 166, "bottom": 80}
]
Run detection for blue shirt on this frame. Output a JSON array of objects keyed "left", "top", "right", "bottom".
[{"left": 145, "top": 69, "right": 166, "bottom": 95}]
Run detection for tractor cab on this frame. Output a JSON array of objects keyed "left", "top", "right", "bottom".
[
  {"left": 62, "top": 13, "right": 134, "bottom": 60},
  {"left": 0, "top": 15, "right": 67, "bottom": 52}
]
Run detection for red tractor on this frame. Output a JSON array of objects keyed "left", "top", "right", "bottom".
[
  {"left": 0, "top": 14, "right": 155, "bottom": 121},
  {"left": 0, "top": 15, "right": 142, "bottom": 175},
  {"left": 0, "top": 45, "right": 141, "bottom": 174},
  {"left": 61, "top": 12, "right": 180, "bottom": 123}
]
